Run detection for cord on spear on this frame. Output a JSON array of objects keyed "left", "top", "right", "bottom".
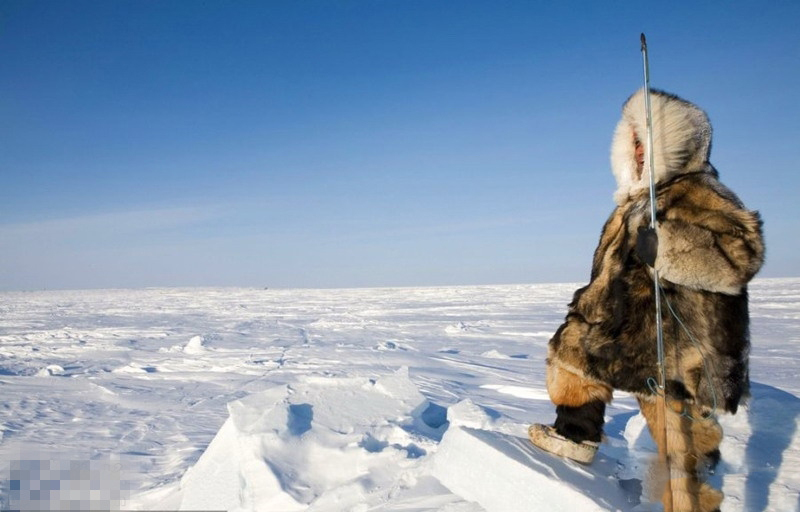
[{"left": 640, "top": 32, "right": 673, "bottom": 512}]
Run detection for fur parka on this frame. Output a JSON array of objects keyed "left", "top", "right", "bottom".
[{"left": 548, "top": 89, "right": 764, "bottom": 414}]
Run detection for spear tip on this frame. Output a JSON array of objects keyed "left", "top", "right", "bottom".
[{"left": 641, "top": 33, "right": 647, "bottom": 51}]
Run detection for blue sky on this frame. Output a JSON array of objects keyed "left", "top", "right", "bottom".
[{"left": 1, "top": 1, "right": 798, "bottom": 290}]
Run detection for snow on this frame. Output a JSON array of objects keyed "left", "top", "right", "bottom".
[
  {"left": 0, "top": 279, "right": 798, "bottom": 511},
  {"left": 431, "top": 426, "right": 632, "bottom": 511}
]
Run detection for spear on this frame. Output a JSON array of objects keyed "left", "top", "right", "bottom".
[{"left": 640, "top": 32, "right": 672, "bottom": 512}]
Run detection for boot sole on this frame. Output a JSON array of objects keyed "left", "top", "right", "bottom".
[{"left": 528, "top": 424, "right": 598, "bottom": 465}]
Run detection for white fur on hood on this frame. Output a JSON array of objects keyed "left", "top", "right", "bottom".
[{"left": 610, "top": 89, "right": 713, "bottom": 205}]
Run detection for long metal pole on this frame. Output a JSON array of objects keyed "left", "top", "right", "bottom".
[
  {"left": 640, "top": 34, "right": 666, "bottom": 395},
  {"left": 640, "top": 33, "right": 672, "bottom": 512}
]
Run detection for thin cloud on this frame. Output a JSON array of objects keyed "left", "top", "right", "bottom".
[{"left": 0, "top": 207, "right": 220, "bottom": 241}]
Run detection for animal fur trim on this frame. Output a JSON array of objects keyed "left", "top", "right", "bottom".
[{"left": 611, "top": 89, "right": 712, "bottom": 205}]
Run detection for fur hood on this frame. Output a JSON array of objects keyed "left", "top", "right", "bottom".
[{"left": 611, "top": 89, "right": 713, "bottom": 205}]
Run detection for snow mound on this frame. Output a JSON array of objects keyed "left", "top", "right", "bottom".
[
  {"left": 160, "top": 335, "right": 209, "bottom": 354},
  {"left": 446, "top": 399, "right": 497, "bottom": 430},
  {"left": 431, "top": 427, "right": 634, "bottom": 511},
  {"left": 480, "top": 349, "right": 508, "bottom": 359},
  {"left": 183, "top": 335, "right": 207, "bottom": 354},
  {"left": 35, "top": 364, "right": 66, "bottom": 376},
  {"left": 178, "top": 367, "right": 443, "bottom": 511}
]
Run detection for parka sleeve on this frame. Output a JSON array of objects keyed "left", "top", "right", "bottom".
[{"left": 654, "top": 191, "right": 764, "bottom": 295}]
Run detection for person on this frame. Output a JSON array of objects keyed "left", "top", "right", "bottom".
[{"left": 529, "top": 89, "right": 764, "bottom": 512}]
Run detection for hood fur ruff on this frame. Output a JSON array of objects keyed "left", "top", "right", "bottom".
[{"left": 611, "top": 89, "right": 713, "bottom": 205}]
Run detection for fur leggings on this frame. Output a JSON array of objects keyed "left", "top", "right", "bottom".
[{"left": 546, "top": 356, "right": 723, "bottom": 512}]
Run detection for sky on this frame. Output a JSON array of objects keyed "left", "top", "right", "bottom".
[{"left": 1, "top": 0, "right": 798, "bottom": 290}]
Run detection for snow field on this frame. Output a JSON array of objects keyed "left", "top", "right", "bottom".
[{"left": 0, "top": 279, "right": 798, "bottom": 510}]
